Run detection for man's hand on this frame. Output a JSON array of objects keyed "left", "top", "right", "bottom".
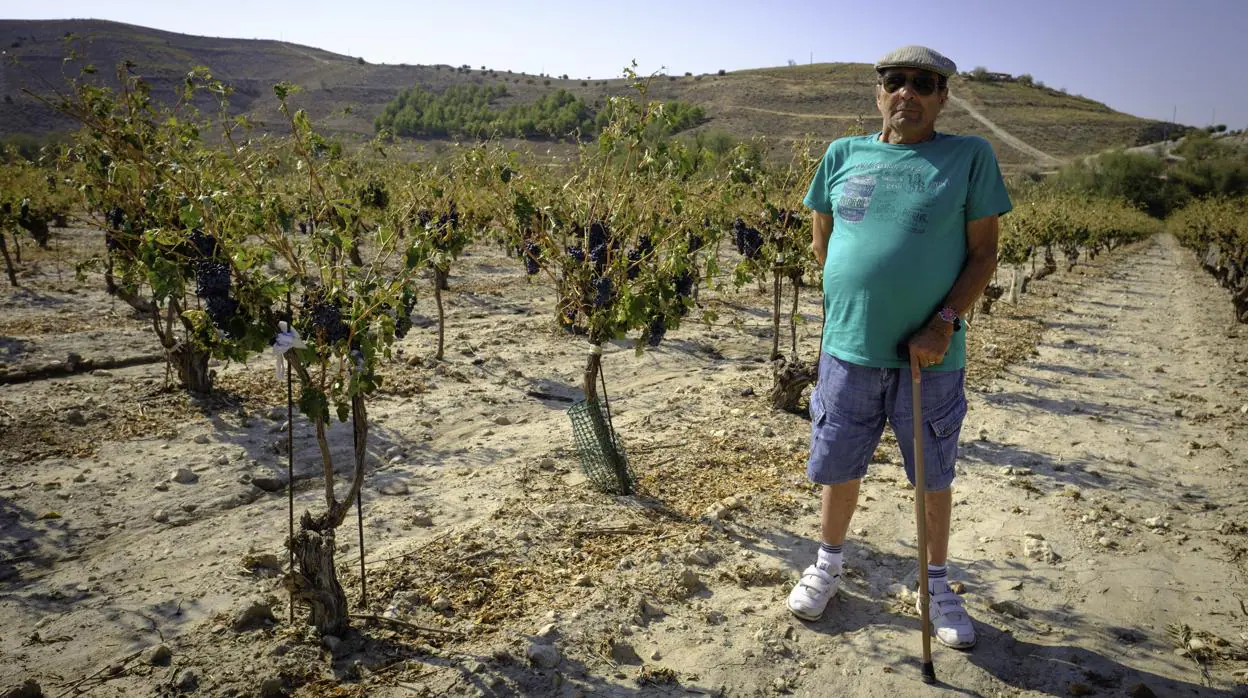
[{"left": 908, "top": 317, "right": 954, "bottom": 371}]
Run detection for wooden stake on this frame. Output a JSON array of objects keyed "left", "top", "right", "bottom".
[{"left": 910, "top": 351, "right": 936, "bottom": 684}]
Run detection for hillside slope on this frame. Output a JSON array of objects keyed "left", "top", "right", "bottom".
[{"left": 1, "top": 19, "right": 1182, "bottom": 170}]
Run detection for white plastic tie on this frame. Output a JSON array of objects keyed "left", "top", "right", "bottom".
[{"left": 272, "top": 321, "right": 306, "bottom": 381}]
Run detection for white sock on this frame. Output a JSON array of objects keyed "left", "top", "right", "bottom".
[
  {"left": 927, "top": 564, "right": 949, "bottom": 593},
  {"left": 817, "top": 542, "right": 843, "bottom": 573}
]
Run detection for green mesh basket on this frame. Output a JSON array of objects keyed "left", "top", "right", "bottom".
[{"left": 567, "top": 397, "right": 635, "bottom": 495}]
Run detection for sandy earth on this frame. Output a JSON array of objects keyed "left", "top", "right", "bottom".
[{"left": 0, "top": 228, "right": 1246, "bottom": 698}]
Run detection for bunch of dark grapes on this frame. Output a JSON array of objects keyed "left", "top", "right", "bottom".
[
  {"left": 733, "top": 217, "right": 764, "bottom": 259},
  {"left": 204, "top": 295, "right": 239, "bottom": 329},
  {"left": 194, "top": 259, "right": 240, "bottom": 335},
  {"left": 416, "top": 209, "right": 433, "bottom": 228},
  {"left": 566, "top": 245, "right": 586, "bottom": 264},
  {"left": 194, "top": 260, "right": 231, "bottom": 299},
  {"left": 585, "top": 220, "right": 615, "bottom": 272},
  {"left": 187, "top": 228, "right": 219, "bottom": 259},
  {"left": 593, "top": 277, "right": 613, "bottom": 308},
  {"left": 688, "top": 232, "right": 704, "bottom": 253},
  {"left": 446, "top": 201, "right": 459, "bottom": 230},
  {"left": 587, "top": 221, "right": 608, "bottom": 250},
  {"left": 299, "top": 289, "right": 350, "bottom": 345},
  {"left": 587, "top": 242, "right": 608, "bottom": 270},
  {"left": 394, "top": 291, "right": 417, "bottom": 339},
  {"left": 626, "top": 249, "right": 644, "bottom": 279},
  {"left": 647, "top": 314, "right": 667, "bottom": 347},
  {"left": 104, "top": 207, "right": 125, "bottom": 251},
  {"left": 523, "top": 242, "right": 541, "bottom": 275},
  {"left": 674, "top": 271, "right": 694, "bottom": 299}
]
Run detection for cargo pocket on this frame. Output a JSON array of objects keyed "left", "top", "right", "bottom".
[{"left": 927, "top": 394, "right": 968, "bottom": 476}]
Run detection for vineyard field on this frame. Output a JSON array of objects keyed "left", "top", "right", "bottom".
[{"left": 1, "top": 222, "right": 1246, "bottom": 697}]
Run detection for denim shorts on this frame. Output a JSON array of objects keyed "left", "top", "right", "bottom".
[{"left": 807, "top": 353, "right": 967, "bottom": 491}]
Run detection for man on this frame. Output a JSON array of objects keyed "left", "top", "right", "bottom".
[{"left": 786, "top": 45, "right": 1012, "bottom": 650}]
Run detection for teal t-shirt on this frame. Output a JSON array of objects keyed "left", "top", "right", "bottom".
[{"left": 803, "top": 132, "right": 1012, "bottom": 370}]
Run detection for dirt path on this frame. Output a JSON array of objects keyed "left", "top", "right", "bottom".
[
  {"left": 781, "top": 234, "right": 1248, "bottom": 696},
  {"left": 948, "top": 94, "right": 1064, "bottom": 168}
]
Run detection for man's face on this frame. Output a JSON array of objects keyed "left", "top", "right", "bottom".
[{"left": 876, "top": 68, "right": 947, "bottom": 135}]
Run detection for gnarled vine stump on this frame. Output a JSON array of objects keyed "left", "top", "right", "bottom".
[
  {"left": 290, "top": 511, "right": 349, "bottom": 636},
  {"left": 771, "top": 355, "right": 817, "bottom": 413}
]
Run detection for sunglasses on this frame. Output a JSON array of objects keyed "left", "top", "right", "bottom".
[{"left": 878, "top": 72, "right": 944, "bottom": 96}]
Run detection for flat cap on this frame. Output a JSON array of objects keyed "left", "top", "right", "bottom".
[{"left": 874, "top": 45, "right": 957, "bottom": 78}]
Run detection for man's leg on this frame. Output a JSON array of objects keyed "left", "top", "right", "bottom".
[
  {"left": 789, "top": 356, "right": 884, "bottom": 621},
  {"left": 822, "top": 480, "right": 861, "bottom": 546}
]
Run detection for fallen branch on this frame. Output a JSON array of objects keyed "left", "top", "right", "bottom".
[
  {"left": 351, "top": 613, "right": 467, "bottom": 638},
  {"left": 55, "top": 648, "right": 144, "bottom": 698}
]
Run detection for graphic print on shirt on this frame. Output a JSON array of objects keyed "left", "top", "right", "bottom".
[{"left": 835, "top": 162, "right": 950, "bottom": 235}]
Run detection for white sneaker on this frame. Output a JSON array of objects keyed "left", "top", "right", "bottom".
[
  {"left": 787, "top": 564, "right": 840, "bottom": 621},
  {"left": 917, "top": 586, "right": 977, "bottom": 649}
]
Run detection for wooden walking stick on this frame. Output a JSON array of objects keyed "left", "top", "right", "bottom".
[{"left": 910, "top": 350, "right": 936, "bottom": 684}]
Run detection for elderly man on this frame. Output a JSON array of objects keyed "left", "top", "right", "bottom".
[{"left": 786, "top": 45, "right": 1012, "bottom": 650}]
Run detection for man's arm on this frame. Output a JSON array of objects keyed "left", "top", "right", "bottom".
[
  {"left": 909, "top": 214, "right": 1000, "bottom": 362},
  {"left": 811, "top": 211, "right": 833, "bottom": 266},
  {"left": 939, "top": 214, "right": 1000, "bottom": 320}
]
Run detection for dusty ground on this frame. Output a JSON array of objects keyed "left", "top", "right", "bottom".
[{"left": 1, "top": 227, "right": 1246, "bottom": 698}]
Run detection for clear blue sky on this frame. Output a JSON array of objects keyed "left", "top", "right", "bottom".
[{"left": 5, "top": 0, "right": 1245, "bottom": 128}]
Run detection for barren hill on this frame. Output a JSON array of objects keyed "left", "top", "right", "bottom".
[{"left": 1, "top": 19, "right": 1183, "bottom": 170}]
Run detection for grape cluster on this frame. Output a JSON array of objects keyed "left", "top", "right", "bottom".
[
  {"left": 584, "top": 220, "right": 618, "bottom": 272},
  {"left": 299, "top": 289, "right": 351, "bottom": 344},
  {"left": 593, "top": 277, "right": 613, "bottom": 308},
  {"left": 103, "top": 207, "right": 125, "bottom": 251},
  {"left": 647, "top": 314, "right": 667, "bottom": 347},
  {"left": 195, "top": 260, "right": 231, "bottom": 299},
  {"left": 394, "top": 291, "right": 418, "bottom": 339},
  {"left": 187, "top": 228, "right": 219, "bottom": 259},
  {"left": 444, "top": 201, "right": 459, "bottom": 231},
  {"left": 733, "top": 218, "right": 764, "bottom": 259},
  {"left": 626, "top": 249, "right": 644, "bottom": 280},
  {"left": 205, "top": 295, "right": 239, "bottom": 328},
  {"left": 566, "top": 245, "right": 586, "bottom": 264},
  {"left": 625, "top": 235, "right": 652, "bottom": 280},
  {"left": 674, "top": 271, "right": 694, "bottom": 299},
  {"left": 523, "top": 242, "right": 541, "bottom": 275},
  {"left": 194, "top": 259, "right": 238, "bottom": 333}
]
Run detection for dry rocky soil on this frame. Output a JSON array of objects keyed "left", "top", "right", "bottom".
[{"left": 1, "top": 228, "right": 1246, "bottom": 698}]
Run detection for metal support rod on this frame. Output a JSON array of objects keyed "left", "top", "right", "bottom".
[
  {"left": 354, "top": 425, "right": 367, "bottom": 609},
  {"left": 286, "top": 292, "right": 295, "bottom": 625}
]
